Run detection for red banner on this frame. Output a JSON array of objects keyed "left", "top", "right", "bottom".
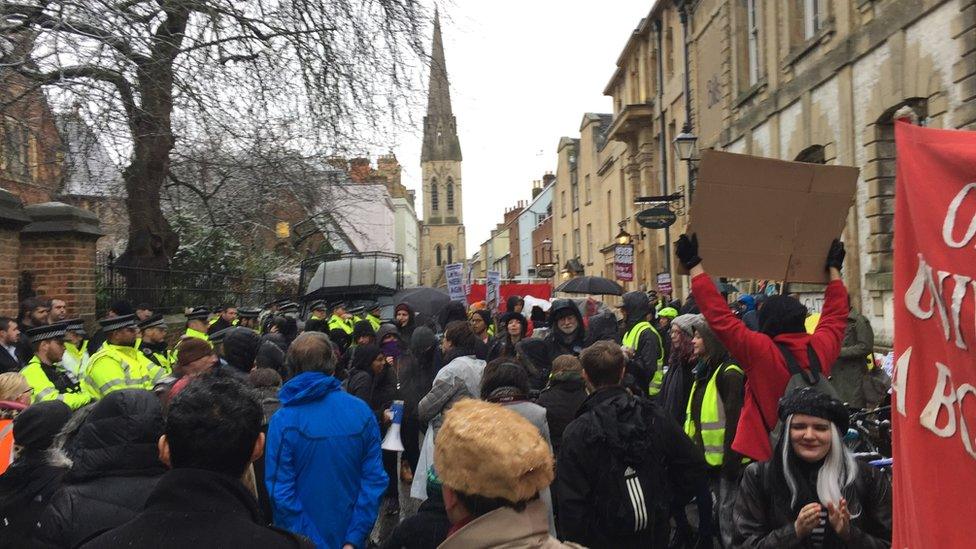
[
  {"left": 893, "top": 120, "right": 976, "bottom": 548},
  {"left": 467, "top": 283, "right": 552, "bottom": 311}
]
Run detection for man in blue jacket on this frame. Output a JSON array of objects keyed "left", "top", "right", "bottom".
[{"left": 265, "top": 331, "right": 387, "bottom": 548}]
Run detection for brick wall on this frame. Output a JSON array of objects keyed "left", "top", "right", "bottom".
[
  {"left": 17, "top": 234, "right": 99, "bottom": 322},
  {"left": 0, "top": 228, "right": 20, "bottom": 316}
]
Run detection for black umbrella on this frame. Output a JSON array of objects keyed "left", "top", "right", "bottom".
[
  {"left": 554, "top": 276, "right": 624, "bottom": 296},
  {"left": 392, "top": 287, "right": 453, "bottom": 319}
]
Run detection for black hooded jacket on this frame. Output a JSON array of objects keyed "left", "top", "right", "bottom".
[
  {"left": 535, "top": 372, "right": 587, "bottom": 453},
  {"left": 620, "top": 291, "right": 664, "bottom": 394},
  {"left": 556, "top": 386, "right": 707, "bottom": 548},
  {"left": 36, "top": 390, "right": 166, "bottom": 549},
  {"left": 78, "top": 468, "right": 313, "bottom": 548},
  {"left": 544, "top": 299, "right": 585, "bottom": 359},
  {"left": 222, "top": 327, "right": 262, "bottom": 374},
  {"left": 395, "top": 302, "right": 418, "bottom": 343}
]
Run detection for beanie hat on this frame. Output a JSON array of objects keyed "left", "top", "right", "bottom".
[
  {"left": 177, "top": 337, "right": 214, "bottom": 370},
  {"left": 778, "top": 387, "right": 850, "bottom": 433},
  {"left": 351, "top": 320, "right": 375, "bottom": 340},
  {"left": 434, "top": 399, "right": 554, "bottom": 503},
  {"left": 470, "top": 309, "right": 492, "bottom": 326},
  {"left": 395, "top": 303, "right": 411, "bottom": 315},
  {"left": 672, "top": 314, "right": 706, "bottom": 337},
  {"left": 222, "top": 327, "right": 262, "bottom": 373},
  {"left": 13, "top": 400, "right": 71, "bottom": 454}
]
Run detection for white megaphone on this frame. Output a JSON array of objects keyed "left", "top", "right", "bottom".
[{"left": 382, "top": 399, "right": 405, "bottom": 452}]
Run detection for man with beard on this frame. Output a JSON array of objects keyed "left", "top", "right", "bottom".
[
  {"left": 544, "top": 300, "right": 585, "bottom": 360},
  {"left": 82, "top": 315, "right": 166, "bottom": 399},
  {"left": 15, "top": 297, "right": 49, "bottom": 364},
  {"left": 138, "top": 315, "right": 172, "bottom": 372},
  {"left": 19, "top": 322, "right": 92, "bottom": 410}
]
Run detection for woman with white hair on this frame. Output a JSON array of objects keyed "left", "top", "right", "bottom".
[{"left": 733, "top": 387, "right": 891, "bottom": 548}]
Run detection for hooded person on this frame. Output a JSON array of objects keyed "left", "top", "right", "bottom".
[
  {"left": 222, "top": 327, "right": 263, "bottom": 376},
  {"left": 505, "top": 295, "right": 534, "bottom": 337},
  {"left": 337, "top": 320, "right": 377, "bottom": 380},
  {"left": 487, "top": 312, "right": 527, "bottom": 363},
  {"left": 255, "top": 340, "right": 286, "bottom": 377},
  {"left": 0, "top": 401, "right": 71, "bottom": 548},
  {"left": 583, "top": 310, "right": 619, "bottom": 348},
  {"left": 677, "top": 233, "right": 850, "bottom": 462},
  {"left": 514, "top": 338, "right": 550, "bottom": 394},
  {"left": 434, "top": 400, "right": 578, "bottom": 549},
  {"left": 734, "top": 388, "right": 891, "bottom": 548},
  {"left": 544, "top": 299, "right": 585, "bottom": 360},
  {"left": 397, "top": 326, "right": 443, "bottom": 480},
  {"left": 618, "top": 291, "right": 666, "bottom": 396},
  {"left": 741, "top": 294, "right": 765, "bottom": 332},
  {"left": 394, "top": 303, "right": 417, "bottom": 344},
  {"left": 437, "top": 302, "right": 468, "bottom": 334},
  {"left": 534, "top": 355, "right": 587, "bottom": 455},
  {"left": 37, "top": 390, "right": 166, "bottom": 548}
]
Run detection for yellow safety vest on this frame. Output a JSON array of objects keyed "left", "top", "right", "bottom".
[
  {"left": 684, "top": 362, "right": 745, "bottom": 466},
  {"left": 141, "top": 344, "right": 173, "bottom": 374},
  {"left": 328, "top": 315, "right": 354, "bottom": 335},
  {"left": 622, "top": 321, "right": 665, "bottom": 396},
  {"left": 20, "top": 356, "right": 92, "bottom": 410},
  {"left": 82, "top": 344, "right": 167, "bottom": 399},
  {"left": 62, "top": 342, "right": 89, "bottom": 381},
  {"left": 366, "top": 314, "right": 382, "bottom": 332}
]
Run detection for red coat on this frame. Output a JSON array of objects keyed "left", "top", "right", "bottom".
[{"left": 691, "top": 273, "right": 848, "bottom": 461}]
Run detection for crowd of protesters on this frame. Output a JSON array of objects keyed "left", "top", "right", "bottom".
[{"left": 0, "top": 234, "right": 893, "bottom": 548}]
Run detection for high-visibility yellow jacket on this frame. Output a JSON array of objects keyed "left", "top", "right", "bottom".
[
  {"left": 622, "top": 321, "right": 665, "bottom": 396},
  {"left": 328, "top": 314, "right": 353, "bottom": 335},
  {"left": 21, "top": 356, "right": 92, "bottom": 410},
  {"left": 82, "top": 343, "right": 167, "bottom": 399},
  {"left": 685, "top": 361, "right": 746, "bottom": 466}
]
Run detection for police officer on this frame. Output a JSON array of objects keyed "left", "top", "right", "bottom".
[
  {"left": 208, "top": 305, "right": 239, "bottom": 335},
  {"left": 183, "top": 307, "right": 212, "bottom": 344},
  {"left": 365, "top": 303, "right": 383, "bottom": 332},
  {"left": 20, "top": 322, "right": 92, "bottom": 410},
  {"left": 304, "top": 301, "right": 329, "bottom": 333},
  {"left": 61, "top": 318, "right": 90, "bottom": 382},
  {"left": 82, "top": 315, "right": 166, "bottom": 399},
  {"left": 237, "top": 307, "right": 261, "bottom": 330},
  {"left": 347, "top": 305, "right": 365, "bottom": 324},
  {"left": 138, "top": 315, "right": 171, "bottom": 372},
  {"left": 327, "top": 302, "right": 354, "bottom": 336},
  {"left": 209, "top": 327, "right": 231, "bottom": 357}
]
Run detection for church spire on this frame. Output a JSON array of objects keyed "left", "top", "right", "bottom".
[{"left": 421, "top": 9, "right": 462, "bottom": 162}]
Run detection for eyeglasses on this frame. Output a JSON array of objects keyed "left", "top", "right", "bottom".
[{"left": 20, "top": 387, "right": 33, "bottom": 396}]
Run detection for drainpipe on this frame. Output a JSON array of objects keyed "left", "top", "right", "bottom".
[{"left": 676, "top": 0, "right": 696, "bottom": 198}]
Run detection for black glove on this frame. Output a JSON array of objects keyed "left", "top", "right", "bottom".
[
  {"left": 826, "top": 239, "right": 845, "bottom": 271},
  {"left": 675, "top": 233, "right": 702, "bottom": 270}
]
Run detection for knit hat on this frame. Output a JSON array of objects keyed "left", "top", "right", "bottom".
[
  {"left": 671, "top": 314, "right": 706, "bottom": 337},
  {"left": 434, "top": 399, "right": 554, "bottom": 503},
  {"left": 778, "top": 387, "right": 850, "bottom": 433},
  {"left": 13, "top": 400, "right": 71, "bottom": 453},
  {"left": 394, "top": 303, "right": 411, "bottom": 315},
  {"left": 759, "top": 295, "right": 808, "bottom": 337},
  {"left": 177, "top": 337, "right": 214, "bottom": 370},
  {"left": 351, "top": 320, "right": 375, "bottom": 340}
]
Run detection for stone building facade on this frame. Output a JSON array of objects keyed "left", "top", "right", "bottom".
[{"left": 597, "top": 0, "right": 975, "bottom": 348}]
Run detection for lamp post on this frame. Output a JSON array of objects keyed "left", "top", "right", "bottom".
[{"left": 614, "top": 228, "right": 632, "bottom": 246}]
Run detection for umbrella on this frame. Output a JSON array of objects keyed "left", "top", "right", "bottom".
[
  {"left": 554, "top": 276, "right": 624, "bottom": 296},
  {"left": 392, "top": 287, "right": 453, "bottom": 319}
]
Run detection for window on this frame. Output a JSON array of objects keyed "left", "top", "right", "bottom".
[
  {"left": 571, "top": 173, "right": 579, "bottom": 211},
  {"left": 561, "top": 191, "right": 566, "bottom": 216},
  {"left": 665, "top": 25, "right": 674, "bottom": 78},
  {"left": 436, "top": 244, "right": 442, "bottom": 266},
  {"left": 561, "top": 234, "right": 568, "bottom": 262},
  {"left": 735, "top": 0, "right": 761, "bottom": 92},
  {"left": 803, "top": 0, "right": 824, "bottom": 40},
  {"left": 573, "top": 229, "right": 581, "bottom": 259},
  {"left": 430, "top": 179, "right": 439, "bottom": 212},
  {"left": 584, "top": 174, "right": 591, "bottom": 204},
  {"left": 620, "top": 171, "right": 627, "bottom": 218},
  {"left": 446, "top": 179, "right": 455, "bottom": 211},
  {"left": 586, "top": 224, "right": 593, "bottom": 263},
  {"left": 447, "top": 244, "right": 454, "bottom": 264},
  {"left": 790, "top": 0, "right": 827, "bottom": 47},
  {"left": 1, "top": 117, "right": 30, "bottom": 179},
  {"left": 607, "top": 191, "right": 613, "bottom": 240}
]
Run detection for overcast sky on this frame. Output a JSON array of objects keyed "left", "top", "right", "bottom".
[{"left": 382, "top": 1, "right": 654, "bottom": 253}]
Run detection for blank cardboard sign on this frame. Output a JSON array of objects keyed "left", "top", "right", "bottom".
[{"left": 685, "top": 150, "right": 858, "bottom": 283}]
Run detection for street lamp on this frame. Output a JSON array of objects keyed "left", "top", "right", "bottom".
[
  {"left": 614, "top": 228, "right": 632, "bottom": 246},
  {"left": 673, "top": 126, "right": 699, "bottom": 162}
]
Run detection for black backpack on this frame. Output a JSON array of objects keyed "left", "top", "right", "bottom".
[
  {"left": 761, "top": 343, "right": 841, "bottom": 449},
  {"left": 590, "top": 401, "right": 671, "bottom": 538}
]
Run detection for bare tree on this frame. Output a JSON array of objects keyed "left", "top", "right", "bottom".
[{"left": 0, "top": 0, "right": 429, "bottom": 273}]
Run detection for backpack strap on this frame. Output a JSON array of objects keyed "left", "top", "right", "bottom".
[{"left": 774, "top": 342, "right": 820, "bottom": 385}]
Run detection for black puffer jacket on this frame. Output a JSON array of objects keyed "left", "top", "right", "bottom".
[
  {"left": 36, "top": 390, "right": 166, "bottom": 549},
  {"left": 544, "top": 299, "right": 585, "bottom": 359},
  {"left": 0, "top": 456, "right": 66, "bottom": 548},
  {"left": 733, "top": 459, "right": 892, "bottom": 548},
  {"left": 534, "top": 372, "right": 587, "bottom": 454}
]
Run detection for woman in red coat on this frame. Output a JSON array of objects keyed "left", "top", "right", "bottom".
[{"left": 675, "top": 234, "right": 850, "bottom": 462}]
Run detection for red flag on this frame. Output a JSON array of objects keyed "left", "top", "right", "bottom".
[{"left": 893, "top": 120, "right": 976, "bottom": 548}]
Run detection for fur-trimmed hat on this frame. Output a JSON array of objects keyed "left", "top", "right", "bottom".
[{"left": 434, "top": 399, "right": 554, "bottom": 503}]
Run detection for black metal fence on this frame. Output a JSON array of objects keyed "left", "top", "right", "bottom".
[{"left": 96, "top": 252, "right": 279, "bottom": 315}]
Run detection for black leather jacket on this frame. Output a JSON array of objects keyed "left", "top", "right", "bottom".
[{"left": 733, "top": 460, "right": 892, "bottom": 548}]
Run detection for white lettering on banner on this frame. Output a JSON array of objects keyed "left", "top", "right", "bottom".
[
  {"left": 916, "top": 360, "right": 976, "bottom": 460},
  {"left": 892, "top": 347, "right": 911, "bottom": 417},
  {"left": 942, "top": 182, "right": 976, "bottom": 248}
]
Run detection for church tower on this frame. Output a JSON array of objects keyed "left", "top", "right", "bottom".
[{"left": 419, "top": 10, "right": 465, "bottom": 288}]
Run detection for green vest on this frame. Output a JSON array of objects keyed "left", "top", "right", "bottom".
[
  {"left": 622, "top": 321, "right": 665, "bottom": 396},
  {"left": 82, "top": 343, "right": 166, "bottom": 399},
  {"left": 684, "top": 362, "right": 745, "bottom": 466},
  {"left": 366, "top": 314, "right": 382, "bottom": 331}
]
